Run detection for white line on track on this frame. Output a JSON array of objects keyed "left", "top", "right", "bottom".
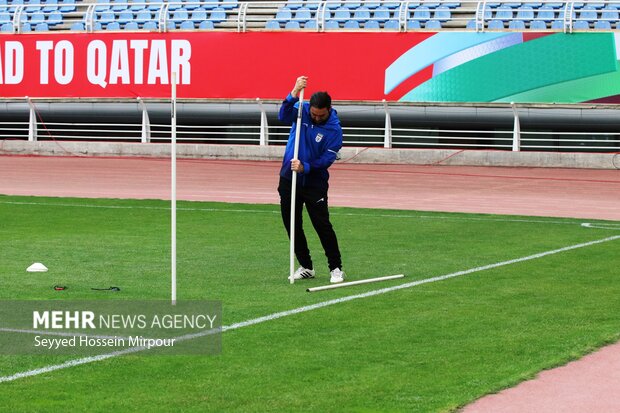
[
  {"left": 0, "top": 200, "right": 598, "bottom": 226},
  {"left": 1, "top": 234, "right": 618, "bottom": 384}
]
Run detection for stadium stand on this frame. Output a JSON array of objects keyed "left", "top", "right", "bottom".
[{"left": 0, "top": 0, "right": 616, "bottom": 33}]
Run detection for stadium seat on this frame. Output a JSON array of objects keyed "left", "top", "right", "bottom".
[
  {"left": 111, "top": 0, "right": 128, "bottom": 12},
  {"left": 42, "top": 0, "right": 59, "bottom": 13},
  {"left": 29, "top": 11, "right": 46, "bottom": 25},
  {"left": 118, "top": 10, "right": 133, "bottom": 24},
  {"left": 1, "top": 22, "right": 13, "bottom": 32},
  {"left": 22, "top": 22, "right": 32, "bottom": 32},
  {"left": 166, "top": 20, "right": 176, "bottom": 30},
  {"left": 407, "top": 19, "right": 421, "bottom": 29},
  {"left": 384, "top": 19, "right": 399, "bottom": 29},
  {"left": 529, "top": 19, "right": 547, "bottom": 29},
  {"left": 275, "top": 7, "right": 292, "bottom": 22},
  {"left": 25, "top": 0, "right": 42, "bottom": 13},
  {"left": 495, "top": 5, "right": 513, "bottom": 20},
  {"left": 168, "top": 1, "right": 183, "bottom": 11},
  {"left": 125, "top": 21, "right": 139, "bottom": 29},
  {"left": 58, "top": 0, "right": 75, "bottom": 12},
  {"left": 434, "top": 5, "right": 451, "bottom": 22},
  {"left": 443, "top": 1, "right": 460, "bottom": 8},
  {"left": 184, "top": 0, "right": 200, "bottom": 11},
  {"left": 572, "top": 20, "right": 590, "bottom": 29},
  {"left": 343, "top": 19, "right": 359, "bottom": 28},
  {"left": 373, "top": 6, "right": 390, "bottom": 23},
  {"left": 465, "top": 19, "right": 477, "bottom": 29},
  {"left": 220, "top": 0, "right": 238, "bottom": 10},
  {"left": 508, "top": 19, "right": 525, "bottom": 29},
  {"left": 579, "top": 6, "right": 598, "bottom": 22},
  {"left": 536, "top": 5, "right": 555, "bottom": 22},
  {"left": 143, "top": 20, "right": 158, "bottom": 29},
  {"left": 353, "top": 6, "right": 370, "bottom": 22},
  {"left": 550, "top": 19, "right": 564, "bottom": 29},
  {"left": 191, "top": 7, "right": 207, "bottom": 22},
  {"left": 304, "top": 19, "right": 317, "bottom": 29},
  {"left": 425, "top": 19, "right": 442, "bottom": 29},
  {"left": 422, "top": 1, "right": 440, "bottom": 7},
  {"left": 503, "top": 2, "right": 521, "bottom": 7},
  {"left": 412, "top": 6, "right": 431, "bottom": 23},
  {"left": 295, "top": 7, "right": 312, "bottom": 22},
  {"left": 94, "top": 0, "right": 109, "bottom": 12},
  {"left": 106, "top": 21, "right": 120, "bottom": 30},
  {"left": 325, "top": 1, "right": 341, "bottom": 10},
  {"left": 34, "top": 22, "right": 49, "bottom": 31},
  {"left": 324, "top": 19, "right": 340, "bottom": 28},
  {"left": 265, "top": 19, "right": 280, "bottom": 29},
  {"left": 363, "top": 0, "right": 380, "bottom": 9},
  {"left": 594, "top": 20, "right": 611, "bottom": 29},
  {"left": 198, "top": 19, "right": 214, "bottom": 29},
  {"left": 179, "top": 20, "right": 194, "bottom": 29},
  {"left": 209, "top": 7, "right": 226, "bottom": 23},
  {"left": 0, "top": 12, "right": 10, "bottom": 24},
  {"left": 97, "top": 11, "right": 116, "bottom": 25},
  {"left": 488, "top": 19, "right": 504, "bottom": 28},
  {"left": 601, "top": 8, "right": 619, "bottom": 23},
  {"left": 70, "top": 21, "right": 84, "bottom": 30},
  {"left": 135, "top": 9, "right": 151, "bottom": 24},
  {"left": 284, "top": 20, "right": 300, "bottom": 28},
  {"left": 384, "top": 0, "right": 399, "bottom": 9},
  {"left": 47, "top": 10, "right": 63, "bottom": 25},
  {"left": 342, "top": 0, "right": 361, "bottom": 9},
  {"left": 332, "top": 7, "right": 351, "bottom": 22},
  {"left": 285, "top": 0, "right": 302, "bottom": 10},
  {"left": 516, "top": 5, "right": 534, "bottom": 22},
  {"left": 130, "top": 0, "right": 146, "bottom": 11},
  {"left": 364, "top": 19, "right": 380, "bottom": 28},
  {"left": 170, "top": 8, "right": 189, "bottom": 23}
]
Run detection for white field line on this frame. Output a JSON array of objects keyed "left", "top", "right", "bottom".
[
  {"left": 0, "top": 200, "right": 598, "bottom": 227},
  {"left": 1, "top": 234, "right": 618, "bottom": 384},
  {"left": 581, "top": 223, "right": 620, "bottom": 231}
]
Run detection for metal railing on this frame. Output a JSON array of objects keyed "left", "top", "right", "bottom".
[
  {"left": 4, "top": 97, "right": 619, "bottom": 152},
  {"left": 1, "top": 1, "right": 619, "bottom": 33}
]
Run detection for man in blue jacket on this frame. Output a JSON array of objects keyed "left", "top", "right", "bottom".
[{"left": 278, "top": 76, "right": 345, "bottom": 284}]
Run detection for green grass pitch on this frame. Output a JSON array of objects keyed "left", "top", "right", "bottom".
[{"left": 0, "top": 195, "right": 619, "bottom": 412}]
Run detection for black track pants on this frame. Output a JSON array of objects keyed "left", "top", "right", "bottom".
[{"left": 278, "top": 177, "right": 342, "bottom": 272}]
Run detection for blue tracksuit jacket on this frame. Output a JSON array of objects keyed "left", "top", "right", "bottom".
[{"left": 278, "top": 93, "right": 343, "bottom": 189}]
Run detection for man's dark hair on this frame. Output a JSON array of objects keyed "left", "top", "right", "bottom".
[{"left": 310, "top": 91, "right": 332, "bottom": 110}]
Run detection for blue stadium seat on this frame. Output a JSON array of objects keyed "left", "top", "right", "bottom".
[
  {"left": 143, "top": 20, "right": 158, "bottom": 29},
  {"left": 343, "top": 19, "right": 359, "bottom": 28},
  {"left": 97, "top": 11, "right": 116, "bottom": 25},
  {"left": 373, "top": 6, "right": 390, "bottom": 23},
  {"left": 364, "top": 0, "right": 380, "bottom": 9},
  {"left": 434, "top": 5, "right": 450, "bottom": 22},
  {"left": 305, "top": 0, "right": 320, "bottom": 11},
  {"left": 589, "top": 2, "right": 606, "bottom": 8},
  {"left": 29, "top": 11, "right": 46, "bottom": 25},
  {"left": 185, "top": 0, "right": 200, "bottom": 11},
  {"left": 295, "top": 7, "right": 312, "bottom": 22},
  {"left": 601, "top": 8, "right": 619, "bottom": 23},
  {"left": 265, "top": 19, "right": 280, "bottom": 29},
  {"left": 325, "top": 1, "right": 341, "bottom": 10},
  {"left": 573, "top": 20, "right": 590, "bottom": 29},
  {"left": 546, "top": 2, "right": 563, "bottom": 7},
  {"left": 550, "top": 19, "right": 564, "bottom": 29},
  {"left": 47, "top": 10, "right": 63, "bottom": 25},
  {"left": 135, "top": 9, "right": 151, "bottom": 24},
  {"left": 25, "top": 0, "right": 42, "bottom": 13},
  {"left": 202, "top": 0, "right": 219, "bottom": 9},
  {"left": 42, "top": 0, "right": 59, "bottom": 12},
  {"left": 412, "top": 6, "right": 431, "bottom": 22},
  {"left": 191, "top": 7, "right": 207, "bottom": 22},
  {"left": 516, "top": 5, "right": 534, "bottom": 21},
  {"left": 425, "top": 19, "right": 441, "bottom": 29},
  {"left": 70, "top": 21, "right": 84, "bottom": 30},
  {"left": 168, "top": 1, "right": 183, "bottom": 11},
  {"left": 503, "top": 2, "right": 521, "bottom": 7},
  {"left": 422, "top": 1, "right": 440, "bottom": 7},
  {"left": 170, "top": 8, "right": 189, "bottom": 23},
  {"left": 536, "top": 5, "right": 555, "bottom": 22},
  {"left": 198, "top": 19, "right": 214, "bottom": 29},
  {"left": 324, "top": 19, "right": 340, "bottom": 28},
  {"left": 304, "top": 19, "right": 317, "bottom": 29},
  {"left": 34, "top": 22, "right": 49, "bottom": 31},
  {"left": 94, "top": 0, "right": 109, "bottom": 12},
  {"left": 579, "top": 6, "right": 598, "bottom": 22},
  {"left": 106, "top": 21, "right": 120, "bottom": 30},
  {"left": 342, "top": 0, "right": 361, "bottom": 9},
  {"left": 284, "top": 20, "right": 300, "bottom": 28},
  {"left": 364, "top": 19, "right": 380, "bottom": 28},
  {"left": 594, "top": 20, "right": 611, "bottom": 29},
  {"left": 166, "top": 20, "right": 176, "bottom": 30},
  {"left": 443, "top": 1, "right": 460, "bottom": 7},
  {"left": 508, "top": 19, "right": 525, "bottom": 29},
  {"left": 209, "top": 7, "right": 226, "bottom": 22},
  {"left": 465, "top": 19, "right": 477, "bottom": 29},
  {"left": 0, "top": 12, "right": 10, "bottom": 24},
  {"left": 275, "top": 7, "right": 292, "bottom": 22},
  {"left": 125, "top": 21, "right": 139, "bottom": 29},
  {"left": 1, "top": 22, "right": 12, "bottom": 32},
  {"left": 353, "top": 6, "right": 370, "bottom": 21},
  {"left": 384, "top": 19, "right": 399, "bottom": 29},
  {"left": 495, "top": 6, "right": 513, "bottom": 20},
  {"left": 572, "top": 2, "right": 585, "bottom": 9},
  {"left": 407, "top": 19, "right": 421, "bottom": 29},
  {"left": 332, "top": 7, "right": 350, "bottom": 22},
  {"left": 179, "top": 20, "right": 194, "bottom": 29},
  {"left": 286, "top": 0, "right": 302, "bottom": 10},
  {"left": 384, "top": 0, "right": 399, "bottom": 9},
  {"left": 118, "top": 10, "right": 133, "bottom": 24},
  {"left": 220, "top": 0, "right": 238, "bottom": 10},
  {"left": 130, "top": 0, "right": 146, "bottom": 11},
  {"left": 147, "top": 0, "right": 164, "bottom": 11},
  {"left": 22, "top": 22, "right": 32, "bottom": 32},
  {"left": 529, "top": 19, "right": 547, "bottom": 29},
  {"left": 488, "top": 19, "right": 504, "bottom": 28},
  {"left": 111, "top": 0, "right": 127, "bottom": 12}
]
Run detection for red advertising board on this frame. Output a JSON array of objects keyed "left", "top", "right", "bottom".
[{"left": 0, "top": 32, "right": 431, "bottom": 101}]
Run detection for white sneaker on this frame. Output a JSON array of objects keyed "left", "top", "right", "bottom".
[
  {"left": 292, "top": 266, "right": 315, "bottom": 280},
  {"left": 330, "top": 268, "right": 345, "bottom": 284}
]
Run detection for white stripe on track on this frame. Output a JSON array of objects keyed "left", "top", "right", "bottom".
[{"left": 1, "top": 234, "right": 618, "bottom": 384}]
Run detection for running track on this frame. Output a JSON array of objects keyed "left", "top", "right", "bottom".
[{"left": 0, "top": 154, "right": 619, "bottom": 412}]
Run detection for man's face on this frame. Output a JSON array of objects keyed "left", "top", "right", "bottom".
[{"left": 310, "top": 106, "right": 330, "bottom": 125}]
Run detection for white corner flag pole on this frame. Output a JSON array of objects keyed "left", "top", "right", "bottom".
[
  {"left": 289, "top": 88, "right": 304, "bottom": 284},
  {"left": 171, "top": 72, "right": 177, "bottom": 305}
]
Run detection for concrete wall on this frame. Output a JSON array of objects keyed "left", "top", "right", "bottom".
[{"left": 3, "top": 140, "right": 618, "bottom": 170}]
